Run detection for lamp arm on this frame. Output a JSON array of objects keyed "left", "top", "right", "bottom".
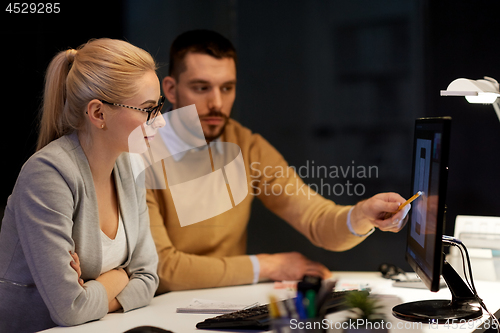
[{"left": 493, "top": 99, "right": 500, "bottom": 123}]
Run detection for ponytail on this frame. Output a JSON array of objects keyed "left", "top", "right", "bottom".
[
  {"left": 37, "top": 39, "right": 156, "bottom": 151},
  {"left": 37, "top": 49, "right": 77, "bottom": 150}
]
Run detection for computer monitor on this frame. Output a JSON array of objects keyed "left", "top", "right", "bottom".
[{"left": 392, "top": 117, "right": 482, "bottom": 323}]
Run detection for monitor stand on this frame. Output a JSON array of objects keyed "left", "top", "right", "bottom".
[{"left": 392, "top": 259, "right": 482, "bottom": 323}]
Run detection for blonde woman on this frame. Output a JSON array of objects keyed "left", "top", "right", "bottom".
[{"left": 0, "top": 38, "right": 164, "bottom": 332}]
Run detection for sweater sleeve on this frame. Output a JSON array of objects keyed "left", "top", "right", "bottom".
[
  {"left": 13, "top": 154, "right": 108, "bottom": 327},
  {"left": 249, "top": 134, "right": 369, "bottom": 252},
  {"left": 147, "top": 189, "right": 254, "bottom": 293}
]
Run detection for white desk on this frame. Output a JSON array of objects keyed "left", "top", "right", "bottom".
[
  {"left": 326, "top": 272, "right": 500, "bottom": 333},
  {"left": 41, "top": 271, "right": 500, "bottom": 333}
]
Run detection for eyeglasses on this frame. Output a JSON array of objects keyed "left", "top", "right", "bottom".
[{"left": 100, "top": 96, "right": 165, "bottom": 125}]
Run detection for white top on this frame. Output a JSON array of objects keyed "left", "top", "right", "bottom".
[{"left": 100, "top": 212, "right": 128, "bottom": 275}]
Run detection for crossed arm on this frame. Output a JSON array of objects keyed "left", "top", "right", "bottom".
[{"left": 70, "top": 252, "right": 128, "bottom": 312}]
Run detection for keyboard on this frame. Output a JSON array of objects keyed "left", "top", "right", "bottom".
[{"left": 196, "top": 289, "right": 365, "bottom": 330}]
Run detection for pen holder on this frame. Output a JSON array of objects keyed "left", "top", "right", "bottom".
[{"left": 272, "top": 317, "right": 326, "bottom": 333}]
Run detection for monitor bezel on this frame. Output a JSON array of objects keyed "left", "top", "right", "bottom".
[{"left": 405, "top": 116, "right": 451, "bottom": 292}]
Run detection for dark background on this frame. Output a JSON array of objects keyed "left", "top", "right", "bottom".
[{"left": 1, "top": 0, "right": 499, "bottom": 273}]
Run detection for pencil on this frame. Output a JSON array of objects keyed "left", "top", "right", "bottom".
[{"left": 396, "top": 191, "right": 423, "bottom": 212}]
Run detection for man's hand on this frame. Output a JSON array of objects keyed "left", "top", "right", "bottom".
[
  {"left": 350, "top": 192, "right": 411, "bottom": 234},
  {"left": 256, "top": 252, "right": 332, "bottom": 281}
]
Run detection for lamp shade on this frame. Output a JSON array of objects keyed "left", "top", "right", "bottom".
[{"left": 440, "top": 77, "right": 500, "bottom": 104}]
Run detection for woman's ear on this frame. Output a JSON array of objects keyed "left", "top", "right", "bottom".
[
  {"left": 162, "top": 76, "right": 177, "bottom": 106},
  {"left": 86, "top": 99, "right": 106, "bottom": 129}
]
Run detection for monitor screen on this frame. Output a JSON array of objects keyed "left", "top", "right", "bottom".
[
  {"left": 393, "top": 116, "right": 483, "bottom": 323},
  {"left": 405, "top": 117, "right": 451, "bottom": 292}
]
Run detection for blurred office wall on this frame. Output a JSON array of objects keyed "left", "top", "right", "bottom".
[
  {"left": 1, "top": 2, "right": 125, "bottom": 223},
  {"left": 425, "top": 1, "right": 500, "bottom": 245},
  {"left": 2, "top": 0, "right": 499, "bottom": 272}
]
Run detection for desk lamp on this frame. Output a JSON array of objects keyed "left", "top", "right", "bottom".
[{"left": 440, "top": 76, "right": 500, "bottom": 122}]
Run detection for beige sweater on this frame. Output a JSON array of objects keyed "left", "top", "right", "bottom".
[{"left": 147, "top": 119, "right": 367, "bottom": 294}]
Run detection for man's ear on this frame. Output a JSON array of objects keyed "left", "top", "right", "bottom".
[
  {"left": 163, "top": 76, "right": 177, "bottom": 106},
  {"left": 86, "top": 99, "right": 106, "bottom": 129}
]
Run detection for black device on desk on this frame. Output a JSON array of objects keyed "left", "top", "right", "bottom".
[
  {"left": 123, "top": 326, "right": 173, "bottom": 333},
  {"left": 392, "top": 117, "right": 484, "bottom": 323},
  {"left": 196, "top": 288, "right": 366, "bottom": 330}
]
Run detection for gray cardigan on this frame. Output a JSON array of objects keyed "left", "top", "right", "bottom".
[{"left": 0, "top": 132, "right": 159, "bottom": 332}]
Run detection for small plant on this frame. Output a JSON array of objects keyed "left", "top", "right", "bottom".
[{"left": 344, "top": 290, "right": 385, "bottom": 323}]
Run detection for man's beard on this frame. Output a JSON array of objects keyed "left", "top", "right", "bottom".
[
  {"left": 175, "top": 92, "right": 229, "bottom": 142},
  {"left": 199, "top": 110, "right": 229, "bottom": 142}
]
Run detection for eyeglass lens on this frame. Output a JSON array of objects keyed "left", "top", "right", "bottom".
[{"left": 146, "top": 96, "right": 165, "bottom": 125}]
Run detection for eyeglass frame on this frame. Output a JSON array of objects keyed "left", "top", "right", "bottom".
[{"left": 99, "top": 96, "right": 165, "bottom": 125}]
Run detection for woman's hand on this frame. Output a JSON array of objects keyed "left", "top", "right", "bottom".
[
  {"left": 69, "top": 251, "right": 128, "bottom": 312},
  {"left": 96, "top": 268, "right": 129, "bottom": 312},
  {"left": 69, "top": 251, "right": 84, "bottom": 287}
]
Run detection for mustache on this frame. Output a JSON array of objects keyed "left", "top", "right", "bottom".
[{"left": 199, "top": 110, "right": 228, "bottom": 120}]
